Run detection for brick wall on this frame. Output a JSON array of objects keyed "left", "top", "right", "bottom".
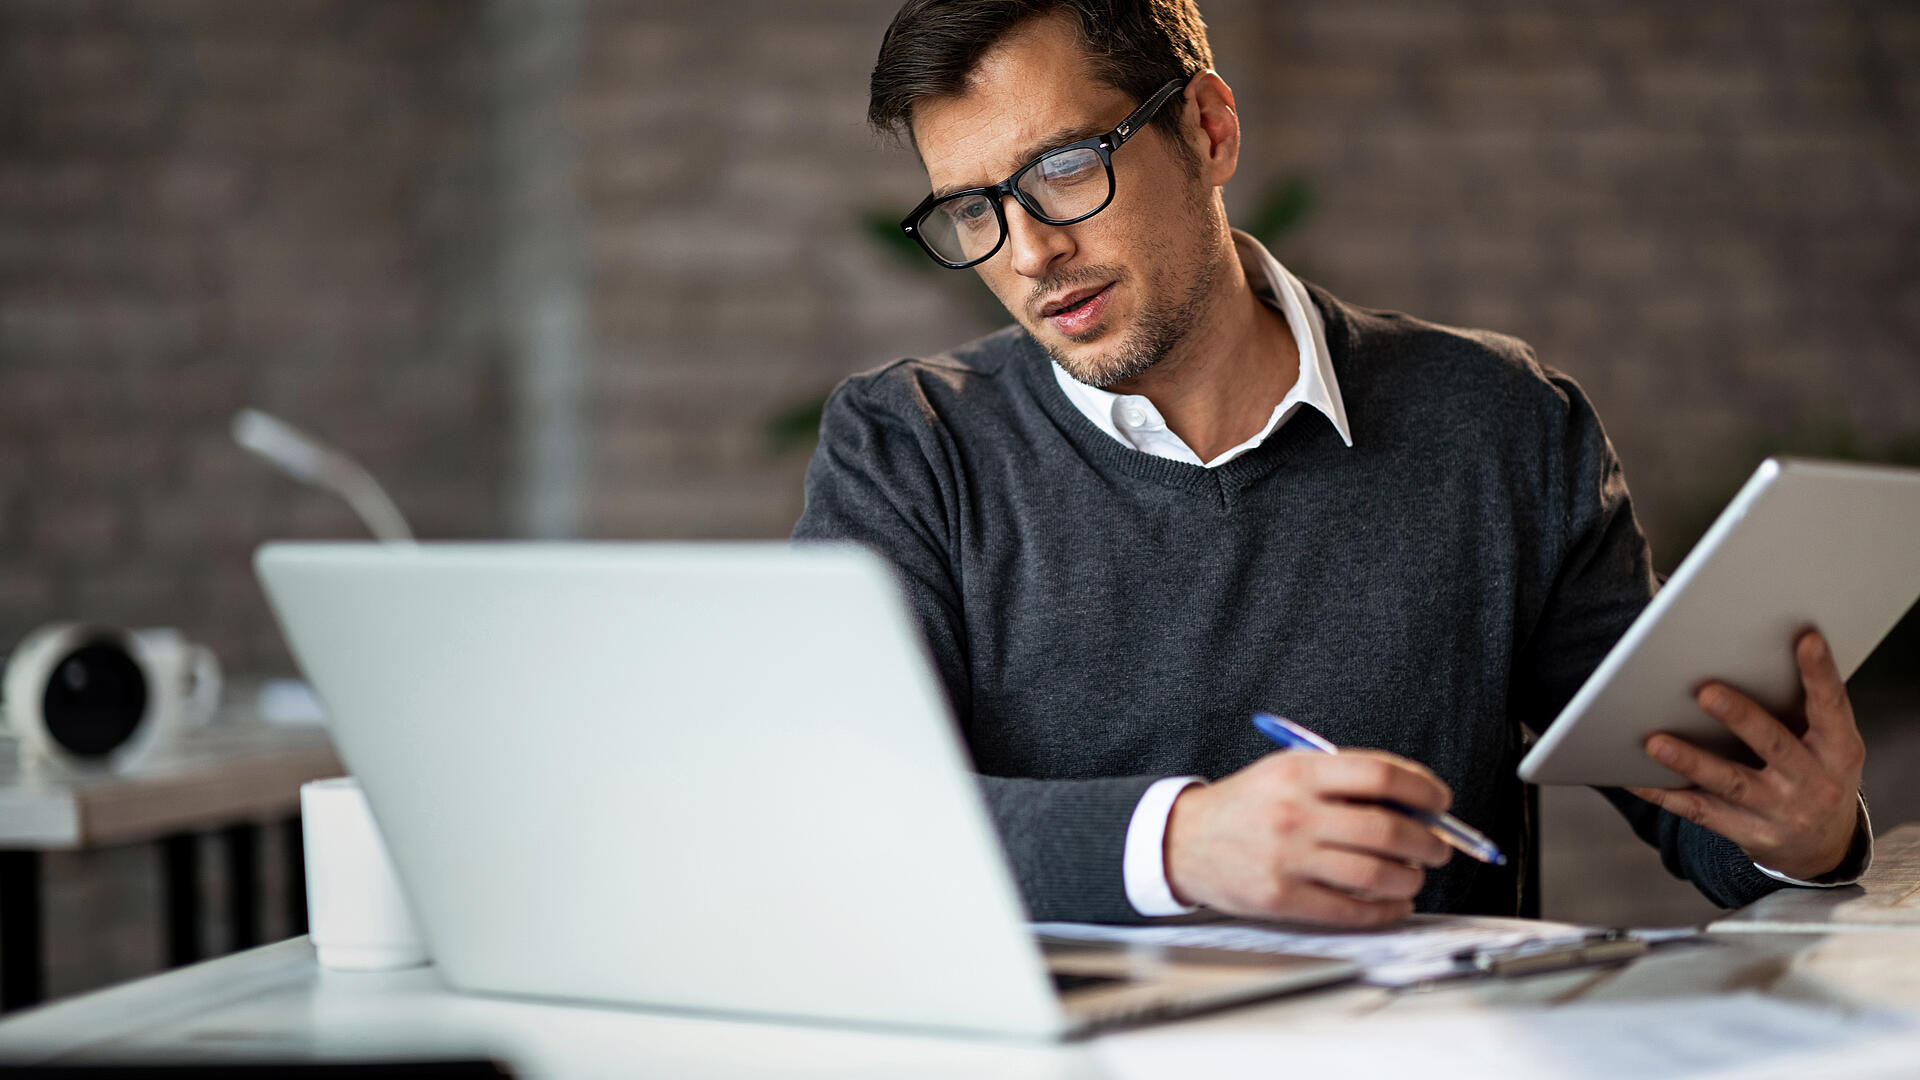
[
  {"left": 0, "top": 0, "right": 504, "bottom": 673},
  {"left": 1221, "top": 0, "right": 1920, "bottom": 555},
  {"left": 570, "top": 0, "right": 989, "bottom": 540}
]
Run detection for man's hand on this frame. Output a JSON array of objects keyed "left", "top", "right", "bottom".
[
  {"left": 1163, "top": 749, "right": 1453, "bottom": 925},
  {"left": 1627, "top": 630, "right": 1866, "bottom": 881}
]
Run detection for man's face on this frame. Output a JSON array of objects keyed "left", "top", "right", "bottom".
[{"left": 910, "top": 17, "right": 1223, "bottom": 388}]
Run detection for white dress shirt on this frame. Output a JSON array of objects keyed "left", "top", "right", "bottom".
[{"left": 1055, "top": 231, "right": 1869, "bottom": 917}]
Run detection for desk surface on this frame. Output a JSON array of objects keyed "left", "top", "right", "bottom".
[
  {"left": 5, "top": 828, "right": 1920, "bottom": 1079},
  {"left": 0, "top": 722, "right": 341, "bottom": 849},
  {"left": 1710, "top": 824, "right": 1920, "bottom": 932}
]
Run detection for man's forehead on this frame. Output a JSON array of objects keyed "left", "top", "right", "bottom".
[
  {"left": 909, "top": 21, "right": 1128, "bottom": 191},
  {"left": 914, "top": 80, "right": 1127, "bottom": 191}
]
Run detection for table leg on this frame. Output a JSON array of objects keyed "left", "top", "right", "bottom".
[
  {"left": 222, "top": 823, "right": 261, "bottom": 951},
  {"left": 0, "top": 850, "right": 43, "bottom": 1011},
  {"left": 162, "top": 833, "right": 201, "bottom": 967},
  {"left": 283, "top": 815, "right": 307, "bottom": 936}
]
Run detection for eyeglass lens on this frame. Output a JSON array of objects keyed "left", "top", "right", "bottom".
[{"left": 917, "top": 146, "right": 1109, "bottom": 266}]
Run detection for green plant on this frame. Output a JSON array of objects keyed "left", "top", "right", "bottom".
[
  {"left": 1243, "top": 175, "right": 1314, "bottom": 251},
  {"left": 763, "top": 397, "right": 829, "bottom": 457}
]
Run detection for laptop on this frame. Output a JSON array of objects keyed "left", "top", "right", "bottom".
[{"left": 255, "top": 542, "right": 1354, "bottom": 1039}]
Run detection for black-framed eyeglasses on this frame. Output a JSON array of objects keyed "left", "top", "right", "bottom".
[{"left": 900, "top": 77, "right": 1190, "bottom": 269}]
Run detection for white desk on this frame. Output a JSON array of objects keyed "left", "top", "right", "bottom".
[
  {"left": 0, "top": 719, "right": 342, "bottom": 1010},
  {"left": 4, "top": 827, "right": 1919, "bottom": 1079}
]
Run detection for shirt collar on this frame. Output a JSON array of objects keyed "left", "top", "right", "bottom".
[{"left": 1050, "top": 229, "right": 1352, "bottom": 466}]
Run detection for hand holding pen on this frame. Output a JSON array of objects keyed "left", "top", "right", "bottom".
[
  {"left": 1250, "top": 713, "right": 1506, "bottom": 867},
  {"left": 1162, "top": 716, "right": 1468, "bottom": 927}
]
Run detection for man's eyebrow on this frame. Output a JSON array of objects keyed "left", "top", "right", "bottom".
[{"left": 929, "top": 124, "right": 1105, "bottom": 201}]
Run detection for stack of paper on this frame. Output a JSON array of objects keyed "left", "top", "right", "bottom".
[
  {"left": 1034, "top": 913, "right": 1593, "bottom": 987},
  {"left": 1095, "top": 993, "right": 1918, "bottom": 1080}
]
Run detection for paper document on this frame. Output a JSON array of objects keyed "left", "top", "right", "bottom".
[
  {"left": 1034, "top": 913, "right": 1591, "bottom": 987},
  {"left": 1097, "top": 992, "right": 1917, "bottom": 1080}
]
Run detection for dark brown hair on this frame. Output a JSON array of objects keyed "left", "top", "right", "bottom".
[{"left": 868, "top": 0, "right": 1214, "bottom": 151}]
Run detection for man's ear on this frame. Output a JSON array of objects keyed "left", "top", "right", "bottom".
[{"left": 1184, "top": 70, "right": 1240, "bottom": 188}]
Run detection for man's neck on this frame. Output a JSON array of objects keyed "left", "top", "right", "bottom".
[{"left": 1105, "top": 242, "right": 1301, "bottom": 463}]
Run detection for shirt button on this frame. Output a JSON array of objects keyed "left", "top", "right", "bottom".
[{"left": 1122, "top": 407, "right": 1147, "bottom": 427}]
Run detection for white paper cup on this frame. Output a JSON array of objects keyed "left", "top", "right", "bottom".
[{"left": 301, "top": 776, "right": 429, "bottom": 971}]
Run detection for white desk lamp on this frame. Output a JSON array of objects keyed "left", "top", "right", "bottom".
[{"left": 231, "top": 408, "right": 415, "bottom": 545}]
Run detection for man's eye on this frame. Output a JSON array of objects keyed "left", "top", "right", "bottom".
[{"left": 943, "top": 197, "right": 994, "bottom": 228}]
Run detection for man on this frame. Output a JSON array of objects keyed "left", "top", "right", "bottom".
[{"left": 795, "top": 0, "right": 1871, "bottom": 926}]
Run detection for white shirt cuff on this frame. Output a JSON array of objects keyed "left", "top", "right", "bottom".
[
  {"left": 1124, "top": 776, "right": 1206, "bottom": 917},
  {"left": 1752, "top": 793, "right": 1874, "bottom": 887}
]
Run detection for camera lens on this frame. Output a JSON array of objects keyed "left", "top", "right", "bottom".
[{"left": 41, "top": 641, "right": 148, "bottom": 758}]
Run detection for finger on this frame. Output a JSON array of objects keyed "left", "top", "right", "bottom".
[
  {"left": 1302, "top": 848, "right": 1424, "bottom": 902},
  {"left": 1625, "top": 784, "right": 1771, "bottom": 849},
  {"left": 1274, "top": 879, "right": 1415, "bottom": 928},
  {"left": 1305, "top": 751, "right": 1452, "bottom": 814},
  {"left": 1696, "top": 682, "right": 1818, "bottom": 779},
  {"left": 1797, "top": 631, "right": 1862, "bottom": 761},
  {"left": 1643, "top": 733, "right": 1776, "bottom": 811},
  {"left": 1318, "top": 804, "right": 1452, "bottom": 868}
]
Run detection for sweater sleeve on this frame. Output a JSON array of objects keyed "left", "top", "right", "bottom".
[
  {"left": 793, "top": 373, "right": 1162, "bottom": 923},
  {"left": 1518, "top": 371, "right": 1783, "bottom": 909}
]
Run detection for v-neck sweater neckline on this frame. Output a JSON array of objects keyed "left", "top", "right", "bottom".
[{"left": 1012, "top": 284, "right": 1356, "bottom": 503}]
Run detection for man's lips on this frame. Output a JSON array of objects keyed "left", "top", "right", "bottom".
[
  {"left": 1040, "top": 281, "right": 1115, "bottom": 339},
  {"left": 1039, "top": 282, "right": 1113, "bottom": 318}
]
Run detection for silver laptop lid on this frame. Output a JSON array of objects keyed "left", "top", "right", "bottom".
[{"left": 257, "top": 542, "right": 1067, "bottom": 1037}]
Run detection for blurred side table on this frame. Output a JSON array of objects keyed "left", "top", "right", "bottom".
[{"left": 0, "top": 722, "right": 342, "bottom": 1012}]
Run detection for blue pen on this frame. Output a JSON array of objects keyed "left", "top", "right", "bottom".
[{"left": 1251, "top": 711, "right": 1507, "bottom": 867}]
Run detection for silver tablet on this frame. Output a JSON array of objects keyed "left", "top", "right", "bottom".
[{"left": 1518, "top": 457, "right": 1920, "bottom": 788}]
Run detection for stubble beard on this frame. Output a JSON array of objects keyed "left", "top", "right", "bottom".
[{"left": 1045, "top": 195, "right": 1226, "bottom": 390}]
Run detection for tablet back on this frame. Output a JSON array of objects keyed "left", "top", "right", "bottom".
[{"left": 1519, "top": 457, "right": 1920, "bottom": 788}]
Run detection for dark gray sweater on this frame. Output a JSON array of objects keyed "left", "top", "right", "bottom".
[{"left": 794, "top": 283, "right": 1786, "bottom": 923}]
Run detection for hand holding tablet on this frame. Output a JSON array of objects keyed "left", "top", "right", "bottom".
[
  {"left": 1627, "top": 629, "right": 1865, "bottom": 882},
  {"left": 1517, "top": 457, "right": 1920, "bottom": 881}
]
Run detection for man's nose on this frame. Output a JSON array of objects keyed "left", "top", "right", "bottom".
[{"left": 1001, "top": 198, "right": 1075, "bottom": 279}]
